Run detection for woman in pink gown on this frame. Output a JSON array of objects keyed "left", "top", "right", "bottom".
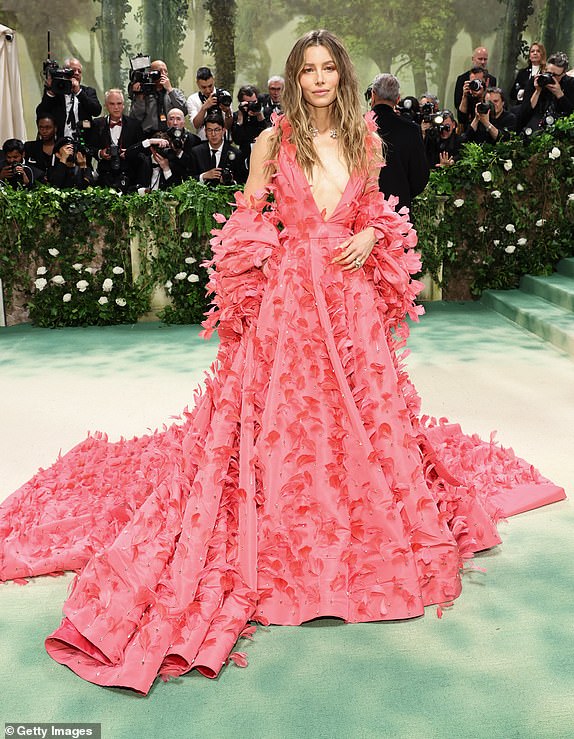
[{"left": 0, "top": 30, "right": 565, "bottom": 694}]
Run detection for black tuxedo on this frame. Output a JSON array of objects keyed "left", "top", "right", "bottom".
[
  {"left": 372, "top": 104, "right": 429, "bottom": 214},
  {"left": 36, "top": 86, "right": 102, "bottom": 140},
  {"left": 88, "top": 115, "right": 146, "bottom": 190},
  {"left": 191, "top": 140, "right": 247, "bottom": 185}
]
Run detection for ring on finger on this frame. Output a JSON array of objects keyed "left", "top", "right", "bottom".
[{"left": 354, "top": 257, "right": 362, "bottom": 269}]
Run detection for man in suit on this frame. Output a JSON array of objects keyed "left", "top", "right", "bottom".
[
  {"left": 36, "top": 57, "right": 102, "bottom": 143},
  {"left": 129, "top": 59, "right": 187, "bottom": 136},
  {"left": 371, "top": 74, "right": 429, "bottom": 215},
  {"left": 88, "top": 89, "right": 146, "bottom": 191},
  {"left": 454, "top": 46, "right": 497, "bottom": 111},
  {"left": 191, "top": 112, "right": 247, "bottom": 186}
]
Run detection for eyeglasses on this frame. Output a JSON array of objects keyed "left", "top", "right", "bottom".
[{"left": 206, "top": 127, "right": 223, "bottom": 134}]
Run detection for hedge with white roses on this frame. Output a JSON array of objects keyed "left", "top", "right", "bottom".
[
  {"left": 0, "top": 180, "right": 236, "bottom": 327},
  {"left": 412, "top": 114, "right": 574, "bottom": 298}
]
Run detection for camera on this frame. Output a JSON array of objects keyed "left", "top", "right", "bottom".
[
  {"left": 364, "top": 85, "right": 373, "bottom": 104},
  {"left": 215, "top": 88, "right": 233, "bottom": 107},
  {"left": 537, "top": 72, "right": 555, "bottom": 88},
  {"left": 220, "top": 167, "right": 234, "bottom": 186},
  {"left": 108, "top": 143, "right": 121, "bottom": 171},
  {"left": 469, "top": 79, "right": 484, "bottom": 93},
  {"left": 397, "top": 96, "right": 421, "bottom": 124},
  {"left": 129, "top": 54, "right": 161, "bottom": 95},
  {"left": 420, "top": 101, "right": 436, "bottom": 123},
  {"left": 166, "top": 127, "right": 186, "bottom": 150},
  {"left": 43, "top": 59, "right": 74, "bottom": 95},
  {"left": 476, "top": 100, "right": 495, "bottom": 115}
]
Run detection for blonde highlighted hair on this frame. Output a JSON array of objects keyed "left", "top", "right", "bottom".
[{"left": 267, "top": 29, "right": 373, "bottom": 177}]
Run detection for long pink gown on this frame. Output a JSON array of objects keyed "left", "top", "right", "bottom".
[{"left": 0, "top": 118, "right": 565, "bottom": 693}]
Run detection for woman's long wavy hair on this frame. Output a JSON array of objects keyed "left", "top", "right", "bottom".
[{"left": 267, "top": 30, "right": 372, "bottom": 177}]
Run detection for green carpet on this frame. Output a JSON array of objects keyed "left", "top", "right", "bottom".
[{"left": 1, "top": 303, "right": 573, "bottom": 739}]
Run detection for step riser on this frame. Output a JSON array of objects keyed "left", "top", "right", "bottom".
[
  {"left": 520, "top": 275, "right": 574, "bottom": 312},
  {"left": 557, "top": 258, "right": 574, "bottom": 278},
  {"left": 481, "top": 291, "right": 574, "bottom": 357}
]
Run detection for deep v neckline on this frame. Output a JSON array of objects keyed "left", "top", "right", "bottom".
[{"left": 296, "top": 160, "right": 355, "bottom": 223}]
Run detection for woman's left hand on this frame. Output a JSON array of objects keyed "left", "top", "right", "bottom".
[{"left": 331, "top": 227, "right": 376, "bottom": 272}]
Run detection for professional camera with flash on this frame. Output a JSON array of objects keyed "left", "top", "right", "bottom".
[
  {"left": 129, "top": 54, "right": 161, "bottom": 95},
  {"left": 41, "top": 31, "right": 73, "bottom": 95}
]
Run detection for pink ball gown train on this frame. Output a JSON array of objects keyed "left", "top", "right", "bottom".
[{"left": 0, "top": 119, "right": 565, "bottom": 693}]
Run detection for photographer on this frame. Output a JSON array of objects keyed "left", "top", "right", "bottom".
[
  {"left": 454, "top": 46, "right": 497, "bottom": 111},
  {"left": 418, "top": 93, "right": 440, "bottom": 141},
  {"left": 147, "top": 108, "right": 201, "bottom": 188},
  {"left": 231, "top": 85, "right": 271, "bottom": 170},
  {"left": 186, "top": 67, "right": 233, "bottom": 140},
  {"left": 48, "top": 136, "right": 95, "bottom": 189},
  {"left": 0, "top": 139, "right": 40, "bottom": 189},
  {"left": 461, "top": 87, "right": 516, "bottom": 145},
  {"left": 190, "top": 111, "right": 247, "bottom": 187},
  {"left": 422, "top": 110, "right": 461, "bottom": 168},
  {"left": 36, "top": 57, "right": 101, "bottom": 141},
  {"left": 265, "top": 75, "right": 284, "bottom": 118},
  {"left": 370, "top": 74, "right": 429, "bottom": 215},
  {"left": 517, "top": 51, "right": 574, "bottom": 133},
  {"left": 25, "top": 114, "right": 57, "bottom": 179},
  {"left": 457, "top": 67, "right": 488, "bottom": 131},
  {"left": 89, "top": 89, "right": 147, "bottom": 192},
  {"left": 128, "top": 59, "right": 187, "bottom": 136}
]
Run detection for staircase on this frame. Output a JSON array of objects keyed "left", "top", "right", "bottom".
[{"left": 481, "top": 258, "right": 574, "bottom": 357}]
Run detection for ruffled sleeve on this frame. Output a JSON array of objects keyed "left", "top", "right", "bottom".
[{"left": 201, "top": 191, "right": 281, "bottom": 343}]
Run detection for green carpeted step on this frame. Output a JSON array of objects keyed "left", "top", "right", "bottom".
[
  {"left": 520, "top": 273, "right": 574, "bottom": 312},
  {"left": 557, "top": 257, "right": 574, "bottom": 278},
  {"left": 481, "top": 289, "right": 574, "bottom": 356}
]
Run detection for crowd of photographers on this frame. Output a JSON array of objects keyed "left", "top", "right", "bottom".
[
  {"left": 0, "top": 54, "right": 284, "bottom": 192},
  {"left": 2, "top": 43, "right": 574, "bottom": 193}
]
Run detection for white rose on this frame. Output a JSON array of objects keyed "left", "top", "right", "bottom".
[
  {"left": 98, "top": 296, "right": 109, "bottom": 305},
  {"left": 51, "top": 275, "right": 65, "bottom": 285},
  {"left": 503, "top": 160, "right": 513, "bottom": 171},
  {"left": 517, "top": 237, "right": 527, "bottom": 246},
  {"left": 73, "top": 263, "right": 83, "bottom": 271},
  {"left": 102, "top": 278, "right": 113, "bottom": 292},
  {"left": 481, "top": 171, "right": 492, "bottom": 182},
  {"left": 84, "top": 267, "right": 96, "bottom": 274},
  {"left": 36, "top": 266, "right": 47, "bottom": 275},
  {"left": 187, "top": 273, "right": 200, "bottom": 282},
  {"left": 76, "top": 280, "right": 89, "bottom": 292},
  {"left": 549, "top": 147, "right": 561, "bottom": 160},
  {"left": 516, "top": 184, "right": 525, "bottom": 192},
  {"left": 446, "top": 240, "right": 454, "bottom": 249},
  {"left": 112, "top": 266, "right": 124, "bottom": 275},
  {"left": 505, "top": 224, "right": 516, "bottom": 233},
  {"left": 536, "top": 219, "right": 546, "bottom": 227},
  {"left": 165, "top": 280, "right": 173, "bottom": 290},
  {"left": 62, "top": 293, "right": 72, "bottom": 302},
  {"left": 48, "top": 248, "right": 59, "bottom": 257},
  {"left": 185, "top": 256, "right": 197, "bottom": 264},
  {"left": 174, "top": 272, "right": 187, "bottom": 280},
  {"left": 493, "top": 240, "right": 500, "bottom": 246},
  {"left": 181, "top": 232, "right": 193, "bottom": 239},
  {"left": 505, "top": 245, "right": 516, "bottom": 254},
  {"left": 491, "top": 190, "right": 501, "bottom": 199},
  {"left": 478, "top": 226, "right": 485, "bottom": 233},
  {"left": 568, "top": 193, "right": 574, "bottom": 201},
  {"left": 34, "top": 277, "right": 48, "bottom": 290},
  {"left": 115, "top": 297, "right": 127, "bottom": 307},
  {"left": 453, "top": 198, "right": 464, "bottom": 208}
]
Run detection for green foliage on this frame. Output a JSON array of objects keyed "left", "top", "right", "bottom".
[
  {"left": 412, "top": 115, "right": 574, "bottom": 297},
  {"left": 0, "top": 181, "right": 234, "bottom": 328}
]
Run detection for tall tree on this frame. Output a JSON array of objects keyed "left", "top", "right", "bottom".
[
  {"left": 203, "top": 0, "right": 237, "bottom": 93},
  {"left": 540, "top": 0, "right": 574, "bottom": 59},
  {"left": 92, "top": 0, "right": 132, "bottom": 91},
  {"left": 141, "top": 0, "right": 189, "bottom": 86},
  {"left": 498, "top": 0, "right": 535, "bottom": 100}
]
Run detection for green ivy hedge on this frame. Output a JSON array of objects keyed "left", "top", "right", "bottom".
[
  {"left": 1, "top": 116, "right": 574, "bottom": 327},
  {"left": 412, "top": 115, "right": 574, "bottom": 298}
]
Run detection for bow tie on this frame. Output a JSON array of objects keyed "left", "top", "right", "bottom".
[{"left": 109, "top": 121, "right": 122, "bottom": 128}]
